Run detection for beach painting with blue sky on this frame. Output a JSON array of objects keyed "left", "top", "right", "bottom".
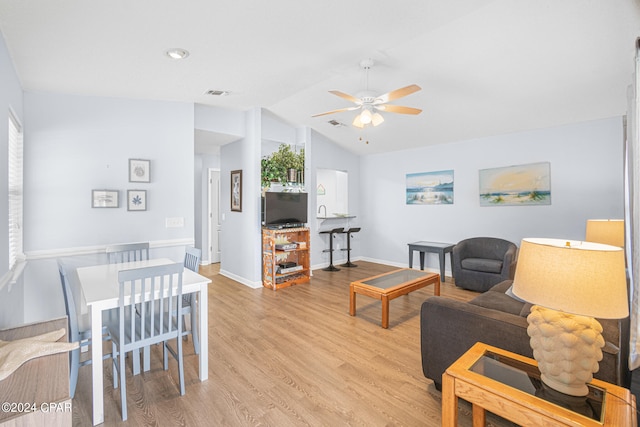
[
  {"left": 479, "top": 162, "right": 551, "bottom": 206},
  {"left": 406, "top": 169, "right": 454, "bottom": 205}
]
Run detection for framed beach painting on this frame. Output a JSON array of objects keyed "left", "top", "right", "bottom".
[
  {"left": 406, "top": 169, "right": 454, "bottom": 205},
  {"left": 479, "top": 162, "right": 551, "bottom": 206}
]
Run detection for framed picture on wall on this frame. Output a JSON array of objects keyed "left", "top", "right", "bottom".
[
  {"left": 231, "top": 170, "right": 242, "bottom": 212},
  {"left": 406, "top": 169, "right": 454, "bottom": 205},
  {"left": 129, "top": 159, "right": 150, "bottom": 183},
  {"left": 92, "top": 190, "right": 119, "bottom": 208},
  {"left": 127, "top": 190, "right": 147, "bottom": 211},
  {"left": 479, "top": 161, "right": 551, "bottom": 206}
]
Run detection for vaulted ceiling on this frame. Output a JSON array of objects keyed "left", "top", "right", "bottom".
[{"left": 1, "top": 0, "right": 639, "bottom": 155}]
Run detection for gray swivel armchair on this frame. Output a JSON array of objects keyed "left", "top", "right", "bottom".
[{"left": 452, "top": 237, "right": 517, "bottom": 292}]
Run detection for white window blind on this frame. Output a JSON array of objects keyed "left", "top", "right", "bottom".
[{"left": 8, "top": 112, "right": 23, "bottom": 270}]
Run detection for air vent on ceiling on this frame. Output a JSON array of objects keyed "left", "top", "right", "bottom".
[
  {"left": 204, "top": 90, "right": 230, "bottom": 96},
  {"left": 328, "top": 119, "right": 346, "bottom": 127}
]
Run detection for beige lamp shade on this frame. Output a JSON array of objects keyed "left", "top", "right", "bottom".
[
  {"left": 585, "top": 219, "right": 624, "bottom": 247},
  {"left": 512, "top": 238, "right": 628, "bottom": 319}
]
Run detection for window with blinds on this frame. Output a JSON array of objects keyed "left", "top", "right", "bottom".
[{"left": 8, "top": 112, "right": 23, "bottom": 270}]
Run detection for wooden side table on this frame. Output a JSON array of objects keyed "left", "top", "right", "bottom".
[{"left": 442, "top": 342, "right": 636, "bottom": 427}]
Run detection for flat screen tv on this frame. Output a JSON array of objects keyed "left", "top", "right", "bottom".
[{"left": 263, "top": 192, "right": 308, "bottom": 228}]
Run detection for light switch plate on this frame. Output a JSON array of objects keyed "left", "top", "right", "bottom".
[{"left": 165, "top": 217, "right": 184, "bottom": 228}]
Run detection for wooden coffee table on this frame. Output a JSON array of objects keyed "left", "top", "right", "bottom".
[{"left": 349, "top": 268, "right": 440, "bottom": 328}]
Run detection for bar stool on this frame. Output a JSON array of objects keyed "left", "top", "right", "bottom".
[
  {"left": 340, "top": 227, "right": 361, "bottom": 267},
  {"left": 320, "top": 227, "right": 344, "bottom": 271}
]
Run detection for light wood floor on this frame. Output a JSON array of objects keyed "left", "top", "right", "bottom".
[{"left": 71, "top": 261, "right": 484, "bottom": 426}]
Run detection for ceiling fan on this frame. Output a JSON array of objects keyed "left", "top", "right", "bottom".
[{"left": 312, "top": 59, "right": 422, "bottom": 128}]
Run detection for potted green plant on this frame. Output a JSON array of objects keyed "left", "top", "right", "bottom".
[
  {"left": 262, "top": 144, "right": 305, "bottom": 190},
  {"left": 261, "top": 156, "right": 284, "bottom": 189}
]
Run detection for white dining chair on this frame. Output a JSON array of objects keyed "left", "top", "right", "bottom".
[
  {"left": 182, "top": 247, "right": 201, "bottom": 354},
  {"left": 107, "top": 263, "right": 186, "bottom": 421},
  {"left": 106, "top": 242, "right": 150, "bottom": 264},
  {"left": 58, "top": 260, "right": 114, "bottom": 398}
]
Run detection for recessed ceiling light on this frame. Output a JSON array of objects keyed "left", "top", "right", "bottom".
[{"left": 165, "top": 48, "right": 189, "bottom": 60}]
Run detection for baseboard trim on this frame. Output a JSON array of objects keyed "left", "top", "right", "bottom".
[{"left": 219, "top": 269, "right": 262, "bottom": 289}]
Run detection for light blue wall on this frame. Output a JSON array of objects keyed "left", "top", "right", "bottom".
[
  {"left": 308, "top": 129, "right": 361, "bottom": 269},
  {"left": 23, "top": 92, "right": 195, "bottom": 252},
  {"left": 359, "top": 117, "right": 625, "bottom": 273},
  {"left": 1, "top": 92, "right": 197, "bottom": 328},
  {"left": 195, "top": 104, "right": 244, "bottom": 137},
  {"left": 219, "top": 108, "right": 263, "bottom": 287}
]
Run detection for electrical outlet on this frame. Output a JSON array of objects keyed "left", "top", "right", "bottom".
[{"left": 165, "top": 217, "right": 184, "bottom": 228}]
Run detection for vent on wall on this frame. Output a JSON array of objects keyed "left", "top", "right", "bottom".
[{"left": 204, "top": 90, "right": 230, "bottom": 96}]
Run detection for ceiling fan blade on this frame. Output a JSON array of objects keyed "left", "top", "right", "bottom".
[
  {"left": 329, "top": 90, "right": 362, "bottom": 104},
  {"left": 375, "top": 84, "right": 421, "bottom": 104},
  {"left": 311, "top": 106, "right": 359, "bottom": 117},
  {"left": 378, "top": 104, "right": 422, "bottom": 115}
]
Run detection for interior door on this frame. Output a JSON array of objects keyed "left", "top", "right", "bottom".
[{"left": 209, "top": 169, "right": 221, "bottom": 263}]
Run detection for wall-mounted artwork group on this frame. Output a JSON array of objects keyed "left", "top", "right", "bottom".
[
  {"left": 92, "top": 158, "right": 151, "bottom": 211},
  {"left": 406, "top": 162, "right": 551, "bottom": 207}
]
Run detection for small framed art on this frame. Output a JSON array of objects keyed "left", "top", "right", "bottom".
[
  {"left": 92, "top": 190, "right": 119, "bottom": 208},
  {"left": 127, "top": 190, "right": 147, "bottom": 211},
  {"left": 129, "top": 159, "right": 150, "bottom": 183},
  {"left": 231, "top": 169, "right": 242, "bottom": 212}
]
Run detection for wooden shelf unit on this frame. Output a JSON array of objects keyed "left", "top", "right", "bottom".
[{"left": 262, "top": 227, "right": 310, "bottom": 290}]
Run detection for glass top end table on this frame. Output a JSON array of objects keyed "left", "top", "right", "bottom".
[
  {"left": 442, "top": 342, "right": 636, "bottom": 426},
  {"left": 471, "top": 350, "right": 605, "bottom": 421}
]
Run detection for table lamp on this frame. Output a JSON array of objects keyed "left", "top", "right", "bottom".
[
  {"left": 585, "top": 219, "right": 624, "bottom": 247},
  {"left": 511, "top": 238, "right": 628, "bottom": 396}
]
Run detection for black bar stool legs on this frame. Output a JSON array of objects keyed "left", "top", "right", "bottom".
[
  {"left": 321, "top": 227, "right": 344, "bottom": 271},
  {"left": 341, "top": 227, "right": 361, "bottom": 267}
]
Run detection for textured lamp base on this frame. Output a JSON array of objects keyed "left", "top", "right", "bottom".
[{"left": 526, "top": 305, "right": 605, "bottom": 396}]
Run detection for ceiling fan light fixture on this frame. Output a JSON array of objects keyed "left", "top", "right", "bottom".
[
  {"left": 311, "top": 59, "right": 421, "bottom": 131},
  {"left": 360, "top": 108, "right": 373, "bottom": 124}
]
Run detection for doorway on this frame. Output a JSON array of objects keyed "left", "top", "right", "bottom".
[{"left": 208, "top": 169, "right": 221, "bottom": 264}]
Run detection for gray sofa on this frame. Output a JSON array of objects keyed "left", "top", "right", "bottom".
[
  {"left": 452, "top": 237, "right": 518, "bottom": 292},
  {"left": 420, "top": 280, "right": 630, "bottom": 390}
]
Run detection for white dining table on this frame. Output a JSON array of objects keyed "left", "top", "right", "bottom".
[{"left": 76, "top": 258, "right": 211, "bottom": 426}]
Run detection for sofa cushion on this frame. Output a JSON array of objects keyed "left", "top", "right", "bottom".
[
  {"left": 469, "top": 289, "right": 525, "bottom": 316},
  {"left": 461, "top": 257, "right": 503, "bottom": 274}
]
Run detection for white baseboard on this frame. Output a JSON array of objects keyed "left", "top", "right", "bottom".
[{"left": 219, "top": 269, "right": 262, "bottom": 289}]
